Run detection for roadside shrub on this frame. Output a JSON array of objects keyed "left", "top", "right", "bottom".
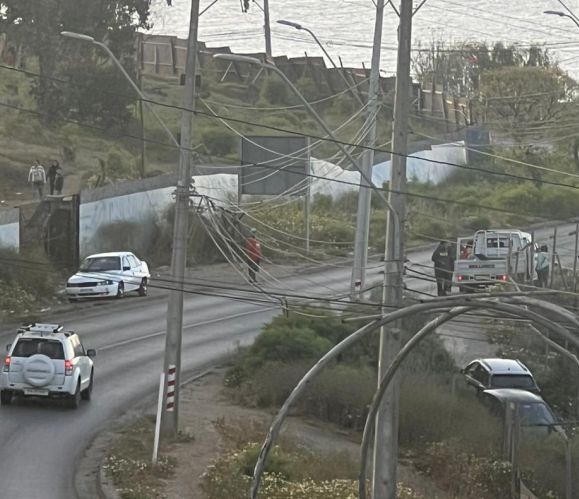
[
  {"left": 411, "top": 215, "right": 446, "bottom": 240},
  {"left": 0, "top": 248, "right": 59, "bottom": 300},
  {"left": 0, "top": 279, "right": 36, "bottom": 320},
  {"left": 260, "top": 77, "right": 293, "bottom": 106},
  {"left": 400, "top": 376, "right": 502, "bottom": 453},
  {"left": 244, "top": 326, "right": 333, "bottom": 370},
  {"left": 417, "top": 440, "right": 511, "bottom": 499},
  {"left": 204, "top": 444, "right": 425, "bottom": 499},
  {"left": 94, "top": 219, "right": 161, "bottom": 262},
  {"left": 200, "top": 126, "right": 238, "bottom": 157},
  {"left": 463, "top": 214, "right": 492, "bottom": 231},
  {"left": 295, "top": 77, "right": 320, "bottom": 102}
]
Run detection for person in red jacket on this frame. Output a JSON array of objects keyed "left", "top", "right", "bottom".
[{"left": 245, "top": 228, "right": 262, "bottom": 283}]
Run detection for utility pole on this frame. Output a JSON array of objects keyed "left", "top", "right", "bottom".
[
  {"left": 373, "top": 0, "right": 413, "bottom": 498},
  {"left": 137, "top": 33, "right": 146, "bottom": 179},
  {"left": 263, "top": 0, "right": 273, "bottom": 59},
  {"left": 161, "top": 0, "right": 200, "bottom": 434},
  {"left": 350, "top": 0, "right": 385, "bottom": 297}
]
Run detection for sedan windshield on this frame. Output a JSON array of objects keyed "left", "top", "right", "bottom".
[
  {"left": 519, "top": 403, "right": 556, "bottom": 427},
  {"left": 491, "top": 375, "right": 536, "bottom": 389},
  {"left": 79, "top": 257, "right": 121, "bottom": 272}
]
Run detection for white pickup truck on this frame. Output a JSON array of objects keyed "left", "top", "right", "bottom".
[{"left": 454, "top": 230, "right": 539, "bottom": 290}]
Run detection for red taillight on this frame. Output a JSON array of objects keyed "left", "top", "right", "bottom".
[
  {"left": 458, "top": 275, "right": 463, "bottom": 281},
  {"left": 65, "top": 360, "right": 73, "bottom": 376},
  {"left": 3, "top": 357, "right": 10, "bottom": 372},
  {"left": 500, "top": 275, "right": 508, "bottom": 281}
]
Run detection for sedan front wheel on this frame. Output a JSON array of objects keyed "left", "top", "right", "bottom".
[{"left": 116, "top": 282, "right": 125, "bottom": 299}]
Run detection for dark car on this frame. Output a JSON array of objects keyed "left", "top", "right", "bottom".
[
  {"left": 481, "top": 389, "right": 563, "bottom": 436},
  {"left": 463, "top": 358, "right": 540, "bottom": 395}
]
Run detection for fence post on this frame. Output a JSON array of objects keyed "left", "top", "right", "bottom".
[
  {"left": 550, "top": 226, "right": 558, "bottom": 288},
  {"left": 529, "top": 231, "right": 535, "bottom": 286},
  {"left": 565, "top": 437, "right": 572, "bottom": 499},
  {"left": 510, "top": 404, "right": 520, "bottom": 499},
  {"left": 152, "top": 372, "right": 165, "bottom": 466}
]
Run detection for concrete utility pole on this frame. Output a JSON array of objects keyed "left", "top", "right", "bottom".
[
  {"left": 373, "top": 0, "right": 413, "bottom": 497},
  {"left": 263, "top": 0, "right": 273, "bottom": 59},
  {"left": 350, "top": 0, "right": 385, "bottom": 297},
  {"left": 162, "top": 0, "right": 201, "bottom": 434}
]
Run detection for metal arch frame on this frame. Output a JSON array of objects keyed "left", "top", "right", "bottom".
[
  {"left": 249, "top": 293, "right": 579, "bottom": 499},
  {"left": 357, "top": 298, "right": 579, "bottom": 499}
]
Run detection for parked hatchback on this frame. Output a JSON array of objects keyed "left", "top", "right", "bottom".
[{"left": 463, "top": 358, "right": 540, "bottom": 395}]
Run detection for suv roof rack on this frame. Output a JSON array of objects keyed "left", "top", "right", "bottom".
[{"left": 18, "top": 323, "right": 64, "bottom": 337}]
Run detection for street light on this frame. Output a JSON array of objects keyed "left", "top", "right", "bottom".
[
  {"left": 61, "top": 31, "right": 180, "bottom": 149},
  {"left": 544, "top": 10, "right": 579, "bottom": 28},
  {"left": 213, "top": 53, "right": 400, "bottom": 259},
  {"left": 276, "top": 20, "right": 364, "bottom": 106}
]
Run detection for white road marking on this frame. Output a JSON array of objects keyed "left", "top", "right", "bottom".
[{"left": 98, "top": 306, "right": 277, "bottom": 351}]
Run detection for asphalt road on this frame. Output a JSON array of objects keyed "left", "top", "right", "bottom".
[{"left": 0, "top": 222, "right": 573, "bottom": 499}]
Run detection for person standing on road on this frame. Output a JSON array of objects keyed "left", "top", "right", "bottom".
[
  {"left": 245, "top": 228, "right": 262, "bottom": 283},
  {"left": 54, "top": 167, "right": 64, "bottom": 195},
  {"left": 432, "top": 240, "right": 454, "bottom": 296},
  {"left": 536, "top": 245, "right": 550, "bottom": 288},
  {"left": 48, "top": 160, "right": 59, "bottom": 195},
  {"left": 28, "top": 159, "right": 46, "bottom": 200}
]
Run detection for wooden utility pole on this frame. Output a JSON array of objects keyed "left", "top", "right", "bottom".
[{"left": 373, "top": 0, "right": 413, "bottom": 498}]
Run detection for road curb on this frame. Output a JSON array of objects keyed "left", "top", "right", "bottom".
[{"left": 94, "top": 368, "right": 214, "bottom": 499}]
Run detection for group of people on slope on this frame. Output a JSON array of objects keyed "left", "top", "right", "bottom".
[
  {"left": 431, "top": 240, "right": 552, "bottom": 296},
  {"left": 28, "top": 160, "right": 65, "bottom": 200}
]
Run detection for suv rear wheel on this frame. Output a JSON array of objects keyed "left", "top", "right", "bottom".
[
  {"left": 67, "top": 381, "right": 81, "bottom": 409},
  {"left": 0, "top": 390, "right": 13, "bottom": 406},
  {"left": 81, "top": 371, "right": 94, "bottom": 401}
]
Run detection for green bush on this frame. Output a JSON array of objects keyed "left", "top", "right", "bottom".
[
  {"left": 200, "top": 126, "right": 238, "bottom": 157},
  {"left": 411, "top": 215, "right": 447, "bottom": 240},
  {"left": 0, "top": 248, "right": 59, "bottom": 301},
  {"left": 260, "top": 77, "right": 293, "bottom": 106},
  {"left": 418, "top": 440, "right": 511, "bottom": 499},
  {"left": 295, "top": 77, "right": 320, "bottom": 102},
  {"left": 400, "top": 376, "right": 501, "bottom": 452},
  {"left": 245, "top": 326, "right": 333, "bottom": 369},
  {"left": 463, "top": 214, "right": 492, "bottom": 231}
]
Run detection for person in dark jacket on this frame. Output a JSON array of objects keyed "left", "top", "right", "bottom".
[
  {"left": 432, "top": 240, "right": 454, "bottom": 296},
  {"left": 48, "top": 161, "right": 59, "bottom": 195},
  {"left": 54, "top": 167, "right": 64, "bottom": 195}
]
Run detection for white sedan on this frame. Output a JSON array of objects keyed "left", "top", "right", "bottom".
[{"left": 66, "top": 252, "right": 150, "bottom": 303}]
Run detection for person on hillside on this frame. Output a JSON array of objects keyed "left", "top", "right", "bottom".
[
  {"left": 48, "top": 160, "right": 59, "bottom": 195},
  {"left": 536, "top": 245, "right": 550, "bottom": 288},
  {"left": 28, "top": 159, "right": 46, "bottom": 200},
  {"left": 54, "top": 167, "right": 64, "bottom": 195},
  {"left": 432, "top": 240, "right": 454, "bottom": 297},
  {"left": 245, "top": 228, "right": 262, "bottom": 284}
]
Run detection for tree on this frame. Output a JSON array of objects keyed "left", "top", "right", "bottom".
[
  {"left": 413, "top": 41, "right": 554, "bottom": 98},
  {"left": 477, "top": 66, "right": 577, "bottom": 146},
  {"left": 0, "top": 0, "right": 151, "bottom": 127}
]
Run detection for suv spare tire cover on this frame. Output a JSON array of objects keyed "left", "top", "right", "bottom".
[{"left": 23, "top": 355, "right": 56, "bottom": 387}]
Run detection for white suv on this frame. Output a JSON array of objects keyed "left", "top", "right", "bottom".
[{"left": 1, "top": 324, "right": 96, "bottom": 409}]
